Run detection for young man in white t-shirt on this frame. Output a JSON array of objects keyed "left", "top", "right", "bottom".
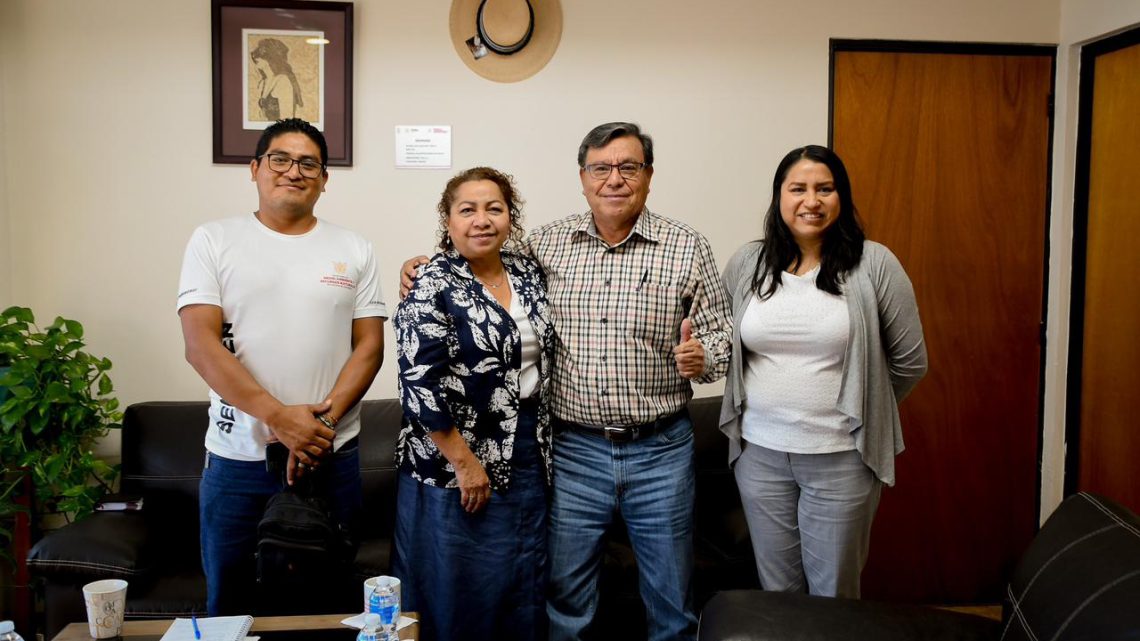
[{"left": 177, "top": 119, "right": 387, "bottom": 615}]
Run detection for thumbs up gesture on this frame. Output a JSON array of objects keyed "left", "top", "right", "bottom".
[{"left": 673, "top": 318, "right": 705, "bottom": 380}]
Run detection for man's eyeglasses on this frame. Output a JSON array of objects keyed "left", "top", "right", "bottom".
[
  {"left": 582, "top": 162, "right": 648, "bottom": 180},
  {"left": 257, "top": 153, "right": 325, "bottom": 179}
]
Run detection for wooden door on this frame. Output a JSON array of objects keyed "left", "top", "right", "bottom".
[
  {"left": 1070, "top": 29, "right": 1140, "bottom": 513},
  {"left": 831, "top": 43, "right": 1053, "bottom": 603}
]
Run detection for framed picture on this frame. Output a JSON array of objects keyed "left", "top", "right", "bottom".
[{"left": 212, "top": 0, "right": 353, "bottom": 166}]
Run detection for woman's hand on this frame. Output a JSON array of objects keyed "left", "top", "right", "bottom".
[
  {"left": 454, "top": 453, "right": 491, "bottom": 513},
  {"left": 429, "top": 427, "right": 492, "bottom": 513}
]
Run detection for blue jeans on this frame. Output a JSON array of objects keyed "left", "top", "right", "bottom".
[
  {"left": 547, "top": 413, "right": 697, "bottom": 641},
  {"left": 199, "top": 444, "right": 362, "bottom": 616}
]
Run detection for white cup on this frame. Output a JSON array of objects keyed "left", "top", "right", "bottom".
[
  {"left": 82, "top": 579, "right": 128, "bottom": 639},
  {"left": 363, "top": 575, "right": 402, "bottom": 614}
]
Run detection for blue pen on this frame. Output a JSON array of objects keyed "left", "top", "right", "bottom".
[{"left": 192, "top": 615, "right": 201, "bottom": 640}]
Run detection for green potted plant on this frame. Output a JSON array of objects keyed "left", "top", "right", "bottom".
[{"left": 0, "top": 306, "right": 122, "bottom": 566}]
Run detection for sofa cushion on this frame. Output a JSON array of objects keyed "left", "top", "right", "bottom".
[
  {"left": 123, "top": 571, "right": 207, "bottom": 618},
  {"left": 1000, "top": 492, "right": 1140, "bottom": 641},
  {"left": 352, "top": 536, "right": 393, "bottom": 581},
  {"left": 120, "top": 402, "right": 210, "bottom": 554},
  {"left": 28, "top": 512, "right": 153, "bottom": 580},
  {"left": 690, "top": 396, "right": 754, "bottom": 569},
  {"left": 358, "top": 400, "right": 403, "bottom": 540}
]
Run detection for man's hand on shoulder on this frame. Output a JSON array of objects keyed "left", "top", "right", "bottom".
[
  {"left": 266, "top": 400, "right": 336, "bottom": 467},
  {"left": 399, "top": 255, "right": 430, "bottom": 300}
]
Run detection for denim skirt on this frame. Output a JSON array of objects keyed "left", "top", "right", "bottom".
[{"left": 391, "top": 401, "right": 548, "bottom": 641}]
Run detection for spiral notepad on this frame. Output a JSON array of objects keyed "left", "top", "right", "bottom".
[{"left": 159, "top": 615, "right": 254, "bottom": 641}]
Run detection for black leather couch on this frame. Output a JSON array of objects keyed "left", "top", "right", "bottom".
[
  {"left": 697, "top": 491, "right": 1140, "bottom": 641},
  {"left": 28, "top": 396, "right": 757, "bottom": 640}
]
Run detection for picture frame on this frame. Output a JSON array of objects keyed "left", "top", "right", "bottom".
[{"left": 212, "top": 0, "right": 353, "bottom": 166}]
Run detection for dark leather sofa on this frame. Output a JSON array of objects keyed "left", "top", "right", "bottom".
[
  {"left": 27, "top": 395, "right": 757, "bottom": 640},
  {"left": 697, "top": 491, "right": 1140, "bottom": 641}
]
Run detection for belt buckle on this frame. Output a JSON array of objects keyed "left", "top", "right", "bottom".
[{"left": 603, "top": 426, "right": 635, "bottom": 443}]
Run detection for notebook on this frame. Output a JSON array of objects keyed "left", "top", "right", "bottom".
[{"left": 159, "top": 615, "right": 254, "bottom": 641}]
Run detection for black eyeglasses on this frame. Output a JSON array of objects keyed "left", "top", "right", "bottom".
[
  {"left": 257, "top": 153, "right": 325, "bottom": 179},
  {"left": 582, "top": 162, "right": 648, "bottom": 180}
]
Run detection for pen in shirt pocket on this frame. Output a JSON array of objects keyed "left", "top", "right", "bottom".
[{"left": 636, "top": 269, "right": 649, "bottom": 292}]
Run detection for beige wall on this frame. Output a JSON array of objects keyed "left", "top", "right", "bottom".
[
  {"left": 0, "top": 0, "right": 1059, "bottom": 401},
  {"left": 1039, "top": 0, "right": 1140, "bottom": 522},
  {"left": 2, "top": 0, "right": 1105, "bottom": 515},
  {"left": 0, "top": 3, "right": 11, "bottom": 309}
]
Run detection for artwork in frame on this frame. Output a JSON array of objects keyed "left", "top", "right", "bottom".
[
  {"left": 212, "top": 0, "right": 352, "bottom": 166},
  {"left": 243, "top": 28, "right": 325, "bottom": 130}
]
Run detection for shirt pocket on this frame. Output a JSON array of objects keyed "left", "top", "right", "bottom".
[{"left": 626, "top": 281, "right": 684, "bottom": 343}]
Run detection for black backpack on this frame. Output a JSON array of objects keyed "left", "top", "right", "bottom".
[{"left": 255, "top": 461, "right": 354, "bottom": 604}]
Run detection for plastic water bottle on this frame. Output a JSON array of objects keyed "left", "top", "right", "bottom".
[
  {"left": 374, "top": 583, "right": 400, "bottom": 641},
  {"left": 356, "top": 613, "right": 381, "bottom": 641},
  {"left": 0, "top": 621, "right": 25, "bottom": 641},
  {"left": 368, "top": 583, "right": 381, "bottom": 614}
]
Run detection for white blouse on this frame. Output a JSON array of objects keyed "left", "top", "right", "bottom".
[
  {"left": 739, "top": 266, "right": 854, "bottom": 453},
  {"left": 508, "top": 277, "right": 540, "bottom": 399}
]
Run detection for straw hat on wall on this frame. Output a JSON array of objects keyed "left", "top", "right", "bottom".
[{"left": 449, "top": 0, "right": 563, "bottom": 83}]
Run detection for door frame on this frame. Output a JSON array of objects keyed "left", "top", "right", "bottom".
[
  {"left": 827, "top": 38, "right": 1057, "bottom": 525},
  {"left": 1064, "top": 26, "right": 1140, "bottom": 496}
]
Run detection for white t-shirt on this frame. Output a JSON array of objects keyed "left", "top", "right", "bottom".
[
  {"left": 739, "top": 266, "right": 853, "bottom": 453},
  {"left": 177, "top": 214, "right": 388, "bottom": 461}
]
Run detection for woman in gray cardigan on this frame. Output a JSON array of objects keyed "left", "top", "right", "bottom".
[{"left": 720, "top": 145, "right": 927, "bottom": 598}]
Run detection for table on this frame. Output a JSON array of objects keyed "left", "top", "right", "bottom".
[{"left": 51, "top": 613, "right": 419, "bottom": 641}]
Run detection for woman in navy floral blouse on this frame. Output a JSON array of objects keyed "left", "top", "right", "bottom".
[{"left": 391, "top": 167, "right": 554, "bottom": 641}]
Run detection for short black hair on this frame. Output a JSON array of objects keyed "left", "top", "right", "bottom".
[
  {"left": 577, "top": 122, "right": 654, "bottom": 168},
  {"left": 254, "top": 118, "right": 328, "bottom": 167}
]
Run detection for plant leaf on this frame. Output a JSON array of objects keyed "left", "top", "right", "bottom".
[{"left": 3, "top": 307, "right": 35, "bottom": 323}]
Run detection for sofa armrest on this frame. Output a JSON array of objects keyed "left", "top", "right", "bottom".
[
  {"left": 28, "top": 512, "right": 153, "bottom": 581},
  {"left": 1003, "top": 492, "right": 1140, "bottom": 640},
  {"left": 697, "top": 590, "right": 1000, "bottom": 641}
]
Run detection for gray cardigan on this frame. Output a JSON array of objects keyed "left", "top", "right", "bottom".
[{"left": 718, "top": 240, "right": 927, "bottom": 486}]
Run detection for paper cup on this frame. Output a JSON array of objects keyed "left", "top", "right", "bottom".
[
  {"left": 82, "top": 579, "right": 128, "bottom": 638},
  {"left": 363, "top": 575, "right": 401, "bottom": 613}
]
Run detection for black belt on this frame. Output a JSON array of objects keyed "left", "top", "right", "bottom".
[{"left": 553, "top": 409, "right": 688, "bottom": 443}]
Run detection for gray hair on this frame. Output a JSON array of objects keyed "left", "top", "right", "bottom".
[{"left": 577, "top": 122, "right": 654, "bottom": 168}]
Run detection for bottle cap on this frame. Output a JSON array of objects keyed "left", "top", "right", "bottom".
[{"left": 364, "top": 613, "right": 381, "bottom": 627}]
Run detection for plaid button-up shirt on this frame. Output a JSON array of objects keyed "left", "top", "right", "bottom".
[{"left": 525, "top": 208, "right": 731, "bottom": 426}]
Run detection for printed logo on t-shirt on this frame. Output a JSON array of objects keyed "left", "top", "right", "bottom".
[
  {"left": 217, "top": 398, "right": 236, "bottom": 434},
  {"left": 221, "top": 323, "right": 235, "bottom": 354},
  {"left": 320, "top": 260, "right": 356, "bottom": 290}
]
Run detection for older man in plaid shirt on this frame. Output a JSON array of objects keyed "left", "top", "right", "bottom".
[{"left": 402, "top": 122, "right": 731, "bottom": 641}]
